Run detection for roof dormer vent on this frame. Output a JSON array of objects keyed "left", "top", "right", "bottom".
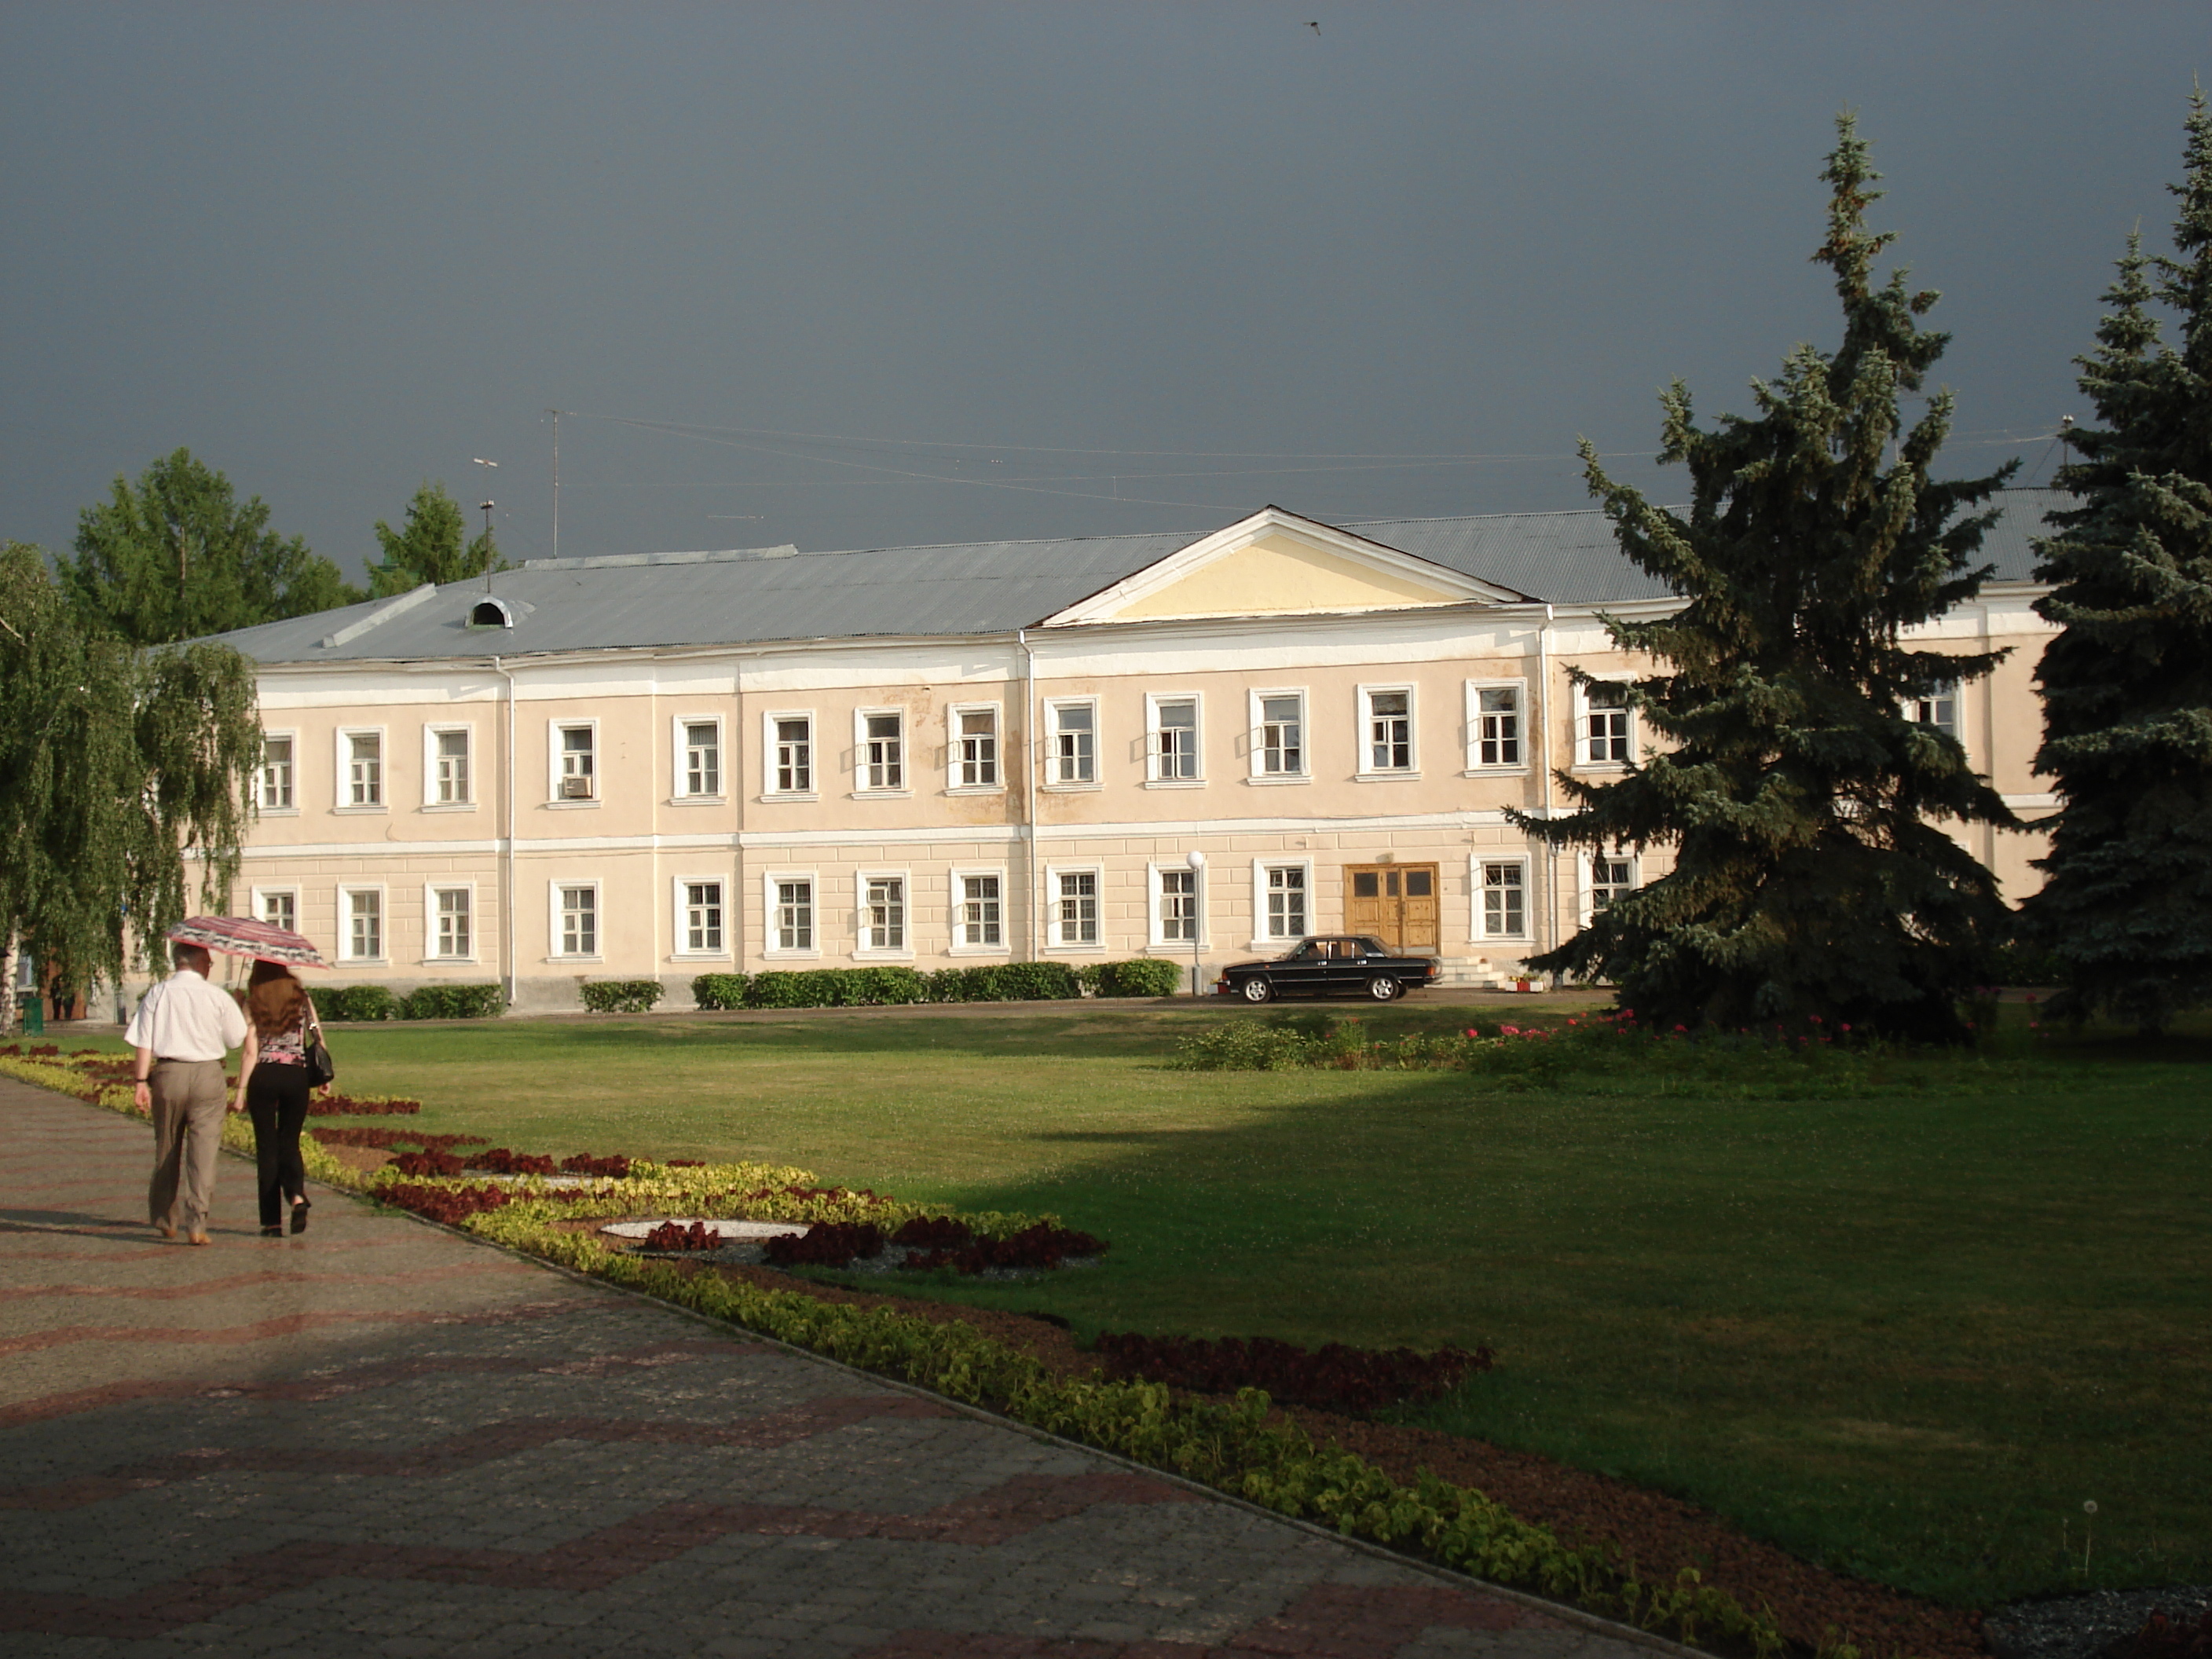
[{"left": 468, "top": 596, "right": 516, "bottom": 629}]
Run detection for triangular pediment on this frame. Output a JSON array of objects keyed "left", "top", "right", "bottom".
[{"left": 1039, "top": 507, "right": 1520, "bottom": 627}]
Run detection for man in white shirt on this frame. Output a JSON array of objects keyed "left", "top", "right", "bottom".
[{"left": 124, "top": 943, "right": 249, "bottom": 1245}]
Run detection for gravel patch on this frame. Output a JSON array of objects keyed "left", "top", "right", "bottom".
[{"left": 1986, "top": 1587, "right": 2212, "bottom": 1659}]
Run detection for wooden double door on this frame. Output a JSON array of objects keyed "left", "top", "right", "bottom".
[{"left": 1345, "top": 862, "right": 1439, "bottom": 951}]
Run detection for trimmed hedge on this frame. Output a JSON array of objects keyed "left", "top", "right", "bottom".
[
  {"left": 399, "top": 983, "right": 506, "bottom": 1020},
  {"left": 316, "top": 985, "right": 398, "bottom": 1023},
  {"left": 691, "top": 972, "right": 749, "bottom": 1011},
  {"left": 1082, "top": 958, "right": 1185, "bottom": 998},
  {"left": 580, "top": 979, "right": 666, "bottom": 1014}
]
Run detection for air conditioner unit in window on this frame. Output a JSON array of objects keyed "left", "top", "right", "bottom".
[{"left": 559, "top": 775, "right": 593, "bottom": 800}]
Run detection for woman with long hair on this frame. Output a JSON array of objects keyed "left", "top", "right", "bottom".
[{"left": 232, "top": 960, "right": 321, "bottom": 1236}]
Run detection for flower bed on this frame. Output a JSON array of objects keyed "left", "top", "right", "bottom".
[
  {"left": 1092, "top": 1331, "right": 1490, "bottom": 1415},
  {"left": 642, "top": 1220, "right": 723, "bottom": 1251}
]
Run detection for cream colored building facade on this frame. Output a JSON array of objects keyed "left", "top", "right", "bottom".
[{"left": 205, "top": 502, "right": 2061, "bottom": 1009}]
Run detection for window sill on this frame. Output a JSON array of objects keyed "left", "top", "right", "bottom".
[
  {"left": 1042, "top": 943, "right": 1105, "bottom": 954},
  {"left": 423, "top": 956, "right": 479, "bottom": 966},
  {"left": 1245, "top": 774, "right": 1310, "bottom": 786},
  {"left": 545, "top": 954, "right": 605, "bottom": 965},
  {"left": 339, "top": 958, "right": 390, "bottom": 968},
  {"left": 257, "top": 806, "right": 300, "bottom": 817},
  {"left": 1478, "top": 934, "right": 1530, "bottom": 945},
  {"left": 759, "top": 793, "right": 820, "bottom": 804},
  {"left": 332, "top": 805, "right": 388, "bottom": 816},
  {"left": 761, "top": 949, "right": 822, "bottom": 961},
  {"left": 851, "top": 950, "right": 916, "bottom": 962},
  {"left": 1353, "top": 771, "right": 1422, "bottom": 783},
  {"left": 851, "top": 789, "right": 915, "bottom": 801},
  {"left": 669, "top": 952, "right": 732, "bottom": 962},
  {"left": 668, "top": 796, "right": 727, "bottom": 808},
  {"left": 1571, "top": 764, "right": 1632, "bottom": 776},
  {"left": 944, "top": 785, "right": 1006, "bottom": 797},
  {"left": 947, "top": 945, "right": 1012, "bottom": 958},
  {"left": 544, "top": 798, "right": 601, "bottom": 810},
  {"left": 421, "top": 802, "right": 478, "bottom": 813},
  {"left": 1041, "top": 780, "right": 1102, "bottom": 793},
  {"left": 1143, "top": 778, "right": 1207, "bottom": 789},
  {"left": 1461, "top": 767, "right": 1531, "bottom": 778}
]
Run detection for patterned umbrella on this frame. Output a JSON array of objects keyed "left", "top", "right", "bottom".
[{"left": 165, "top": 916, "right": 328, "bottom": 969}]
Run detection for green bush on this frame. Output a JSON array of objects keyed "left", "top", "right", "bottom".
[
  {"left": 315, "top": 984, "right": 398, "bottom": 1023},
  {"left": 926, "top": 962, "right": 1082, "bottom": 1002},
  {"left": 744, "top": 969, "right": 847, "bottom": 1009},
  {"left": 579, "top": 979, "right": 665, "bottom": 1014},
  {"left": 690, "top": 972, "right": 749, "bottom": 1011},
  {"left": 842, "top": 966, "right": 931, "bottom": 1006},
  {"left": 1083, "top": 958, "right": 1185, "bottom": 998},
  {"left": 398, "top": 983, "right": 506, "bottom": 1021}
]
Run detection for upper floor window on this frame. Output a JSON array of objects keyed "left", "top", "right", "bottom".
[
  {"left": 1151, "top": 698, "right": 1199, "bottom": 782},
  {"left": 259, "top": 736, "right": 294, "bottom": 809},
  {"left": 862, "top": 713, "right": 904, "bottom": 791},
  {"left": 1258, "top": 695, "right": 1304, "bottom": 777},
  {"left": 345, "top": 732, "right": 383, "bottom": 808},
  {"left": 434, "top": 730, "right": 471, "bottom": 805},
  {"left": 683, "top": 722, "right": 721, "bottom": 797},
  {"left": 773, "top": 716, "right": 813, "bottom": 794},
  {"left": 1049, "top": 701, "right": 1095, "bottom": 785},
  {"left": 1474, "top": 686, "right": 1522, "bottom": 767},
  {"left": 557, "top": 725, "right": 595, "bottom": 800},
  {"left": 955, "top": 708, "right": 999, "bottom": 788},
  {"left": 1910, "top": 683, "right": 1960, "bottom": 740},
  {"left": 1364, "top": 688, "right": 1413, "bottom": 772},
  {"left": 1582, "top": 683, "right": 1633, "bottom": 766}
]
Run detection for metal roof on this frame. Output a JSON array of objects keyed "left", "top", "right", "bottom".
[{"left": 215, "top": 489, "right": 2061, "bottom": 666}]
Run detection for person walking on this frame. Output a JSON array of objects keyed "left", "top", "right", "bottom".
[
  {"left": 232, "top": 960, "right": 321, "bottom": 1236},
  {"left": 126, "top": 942, "right": 249, "bottom": 1245}
]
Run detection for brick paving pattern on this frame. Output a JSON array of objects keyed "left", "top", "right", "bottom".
[{"left": 0, "top": 1077, "right": 1656, "bottom": 1658}]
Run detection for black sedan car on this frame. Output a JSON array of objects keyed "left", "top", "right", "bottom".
[{"left": 1215, "top": 936, "right": 1439, "bottom": 1003}]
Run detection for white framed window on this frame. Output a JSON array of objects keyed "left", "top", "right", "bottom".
[
  {"left": 1046, "top": 866, "right": 1102, "bottom": 950},
  {"left": 1910, "top": 681, "right": 1961, "bottom": 740},
  {"left": 337, "top": 728, "right": 385, "bottom": 810},
  {"left": 425, "top": 884, "right": 474, "bottom": 961},
  {"left": 421, "top": 724, "right": 474, "bottom": 808},
  {"left": 1476, "top": 858, "right": 1529, "bottom": 939},
  {"left": 1580, "top": 851, "right": 1639, "bottom": 922},
  {"left": 1046, "top": 700, "right": 1097, "bottom": 787},
  {"left": 1250, "top": 690, "right": 1307, "bottom": 782},
  {"left": 676, "top": 717, "right": 723, "bottom": 800},
  {"left": 1576, "top": 681, "right": 1635, "bottom": 767},
  {"left": 856, "top": 709, "right": 907, "bottom": 794},
  {"left": 856, "top": 870, "right": 910, "bottom": 955},
  {"left": 1150, "top": 862, "right": 1205, "bottom": 947},
  {"left": 949, "top": 704, "right": 1002, "bottom": 791},
  {"left": 251, "top": 887, "right": 298, "bottom": 934},
  {"left": 952, "top": 870, "right": 1008, "bottom": 951},
  {"left": 1358, "top": 685, "right": 1416, "bottom": 776},
  {"left": 1146, "top": 694, "right": 1202, "bottom": 784},
  {"left": 258, "top": 733, "right": 295, "bottom": 811},
  {"left": 551, "top": 882, "right": 600, "bottom": 958},
  {"left": 339, "top": 886, "right": 385, "bottom": 962},
  {"left": 548, "top": 720, "right": 598, "bottom": 802},
  {"left": 1252, "top": 859, "right": 1312, "bottom": 944},
  {"left": 764, "top": 711, "right": 816, "bottom": 798},
  {"left": 672, "top": 877, "right": 726, "bottom": 956},
  {"left": 763, "top": 870, "right": 819, "bottom": 956},
  {"left": 1467, "top": 681, "right": 1526, "bottom": 771}
]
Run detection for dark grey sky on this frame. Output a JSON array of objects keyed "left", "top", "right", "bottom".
[{"left": 4, "top": 3, "right": 2203, "bottom": 581}]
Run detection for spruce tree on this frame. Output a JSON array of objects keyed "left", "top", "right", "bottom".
[
  {"left": 368, "top": 482, "right": 511, "bottom": 596},
  {"left": 1513, "top": 115, "right": 2018, "bottom": 1040},
  {"left": 2027, "top": 90, "right": 2212, "bottom": 1031}
]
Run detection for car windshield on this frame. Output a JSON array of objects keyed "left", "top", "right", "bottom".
[{"left": 1280, "top": 940, "right": 1325, "bottom": 961}]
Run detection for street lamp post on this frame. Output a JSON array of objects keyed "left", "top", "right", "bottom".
[{"left": 1185, "top": 848, "right": 1207, "bottom": 998}]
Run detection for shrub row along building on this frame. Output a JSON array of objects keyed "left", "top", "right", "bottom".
[{"left": 202, "top": 498, "right": 2060, "bottom": 1009}]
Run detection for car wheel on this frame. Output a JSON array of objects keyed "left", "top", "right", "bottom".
[
  {"left": 1240, "top": 977, "right": 1273, "bottom": 1004},
  {"left": 1365, "top": 976, "right": 1401, "bottom": 1002}
]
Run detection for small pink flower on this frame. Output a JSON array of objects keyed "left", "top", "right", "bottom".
[
  {"left": 1809, "top": 1014, "right": 1823, "bottom": 1024},
  {"left": 1672, "top": 1024, "right": 1687, "bottom": 1033},
  {"left": 1840, "top": 1023, "right": 1851, "bottom": 1033}
]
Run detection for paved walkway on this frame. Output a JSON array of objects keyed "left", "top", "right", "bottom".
[{"left": 0, "top": 1078, "right": 1650, "bottom": 1659}]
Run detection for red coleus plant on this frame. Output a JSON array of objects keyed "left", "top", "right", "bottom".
[
  {"left": 463, "top": 1148, "right": 558, "bottom": 1176},
  {"left": 761, "top": 1222, "right": 886, "bottom": 1269},
  {"left": 900, "top": 1222, "right": 1107, "bottom": 1276},
  {"left": 1090, "top": 1331, "right": 1493, "bottom": 1415},
  {"left": 642, "top": 1220, "right": 722, "bottom": 1251},
  {"left": 390, "top": 1149, "right": 467, "bottom": 1177},
  {"left": 559, "top": 1152, "right": 633, "bottom": 1178},
  {"left": 306, "top": 1093, "right": 424, "bottom": 1116},
  {"left": 379, "top": 1181, "right": 515, "bottom": 1225},
  {"left": 309, "top": 1127, "right": 489, "bottom": 1152}
]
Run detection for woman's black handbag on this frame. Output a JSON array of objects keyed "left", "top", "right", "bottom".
[{"left": 304, "top": 1027, "right": 335, "bottom": 1090}]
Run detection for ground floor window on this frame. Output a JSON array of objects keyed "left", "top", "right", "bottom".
[
  {"left": 685, "top": 882, "right": 723, "bottom": 953},
  {"left": 959, "top": 875, "right": 1002, "bottom": 947},
  {"left": 1159, "top": 869, "right": 1198, "bottom": 943},
  {"left": 864, "top": 877, "right": 906, "bottom": 950},
  {"left": 776, "top": 880, "right": 814, "bottom": 950},
  {"left": 433, "top": 888, "right": 471, "bottom": 958},
  {"left": 1480, "top": 862, "right": 1525, "bottom": 938},
  {"left": 1057, "top": 871, "right": 1098, "bottom": 945},
  {"left": 259, "top": 890, "right": 297, "bottom": 932},
  {"left": 343, "top": 889, "right": 382, "bottom": 961},
  {"left": 558, "top": 886, "right": 598, "bottom": 956},
  {"left": 1263, "top": 866, "right": 1306, "bottom": 939},
  {"left": 1591, "top": 857, "right": 1636, "bottom": 913}
]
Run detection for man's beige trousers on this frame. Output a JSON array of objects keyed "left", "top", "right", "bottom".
[{"left": 148, "top": 1059, "right": 226, "bottom": 1232}]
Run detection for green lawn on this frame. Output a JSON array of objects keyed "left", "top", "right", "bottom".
[{"left": 75, "top": 999, "right": 2210, "bottom": 1607}]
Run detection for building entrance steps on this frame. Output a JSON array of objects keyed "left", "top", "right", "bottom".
[{"left": 0, "top": 1075, "right": 1663, "bottom": 1658}]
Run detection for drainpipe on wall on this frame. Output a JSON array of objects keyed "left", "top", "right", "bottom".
[
  {"left": 1536, "top": 606, "right": 1558, "bottom": 980},
  {"left": 493, "top": 657, "right": 518, "bottom": 1010},
  {"left": 1019, "top": 628, "right": 1039, "bottom": 963}
]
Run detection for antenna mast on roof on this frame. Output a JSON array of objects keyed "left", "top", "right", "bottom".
[{"left": 548, "top": 409, "right": 561, "bottom": 562}]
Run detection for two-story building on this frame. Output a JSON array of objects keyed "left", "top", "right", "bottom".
[{"left": 197, "top": 496, "right": 2062, "bottom": 1009}]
